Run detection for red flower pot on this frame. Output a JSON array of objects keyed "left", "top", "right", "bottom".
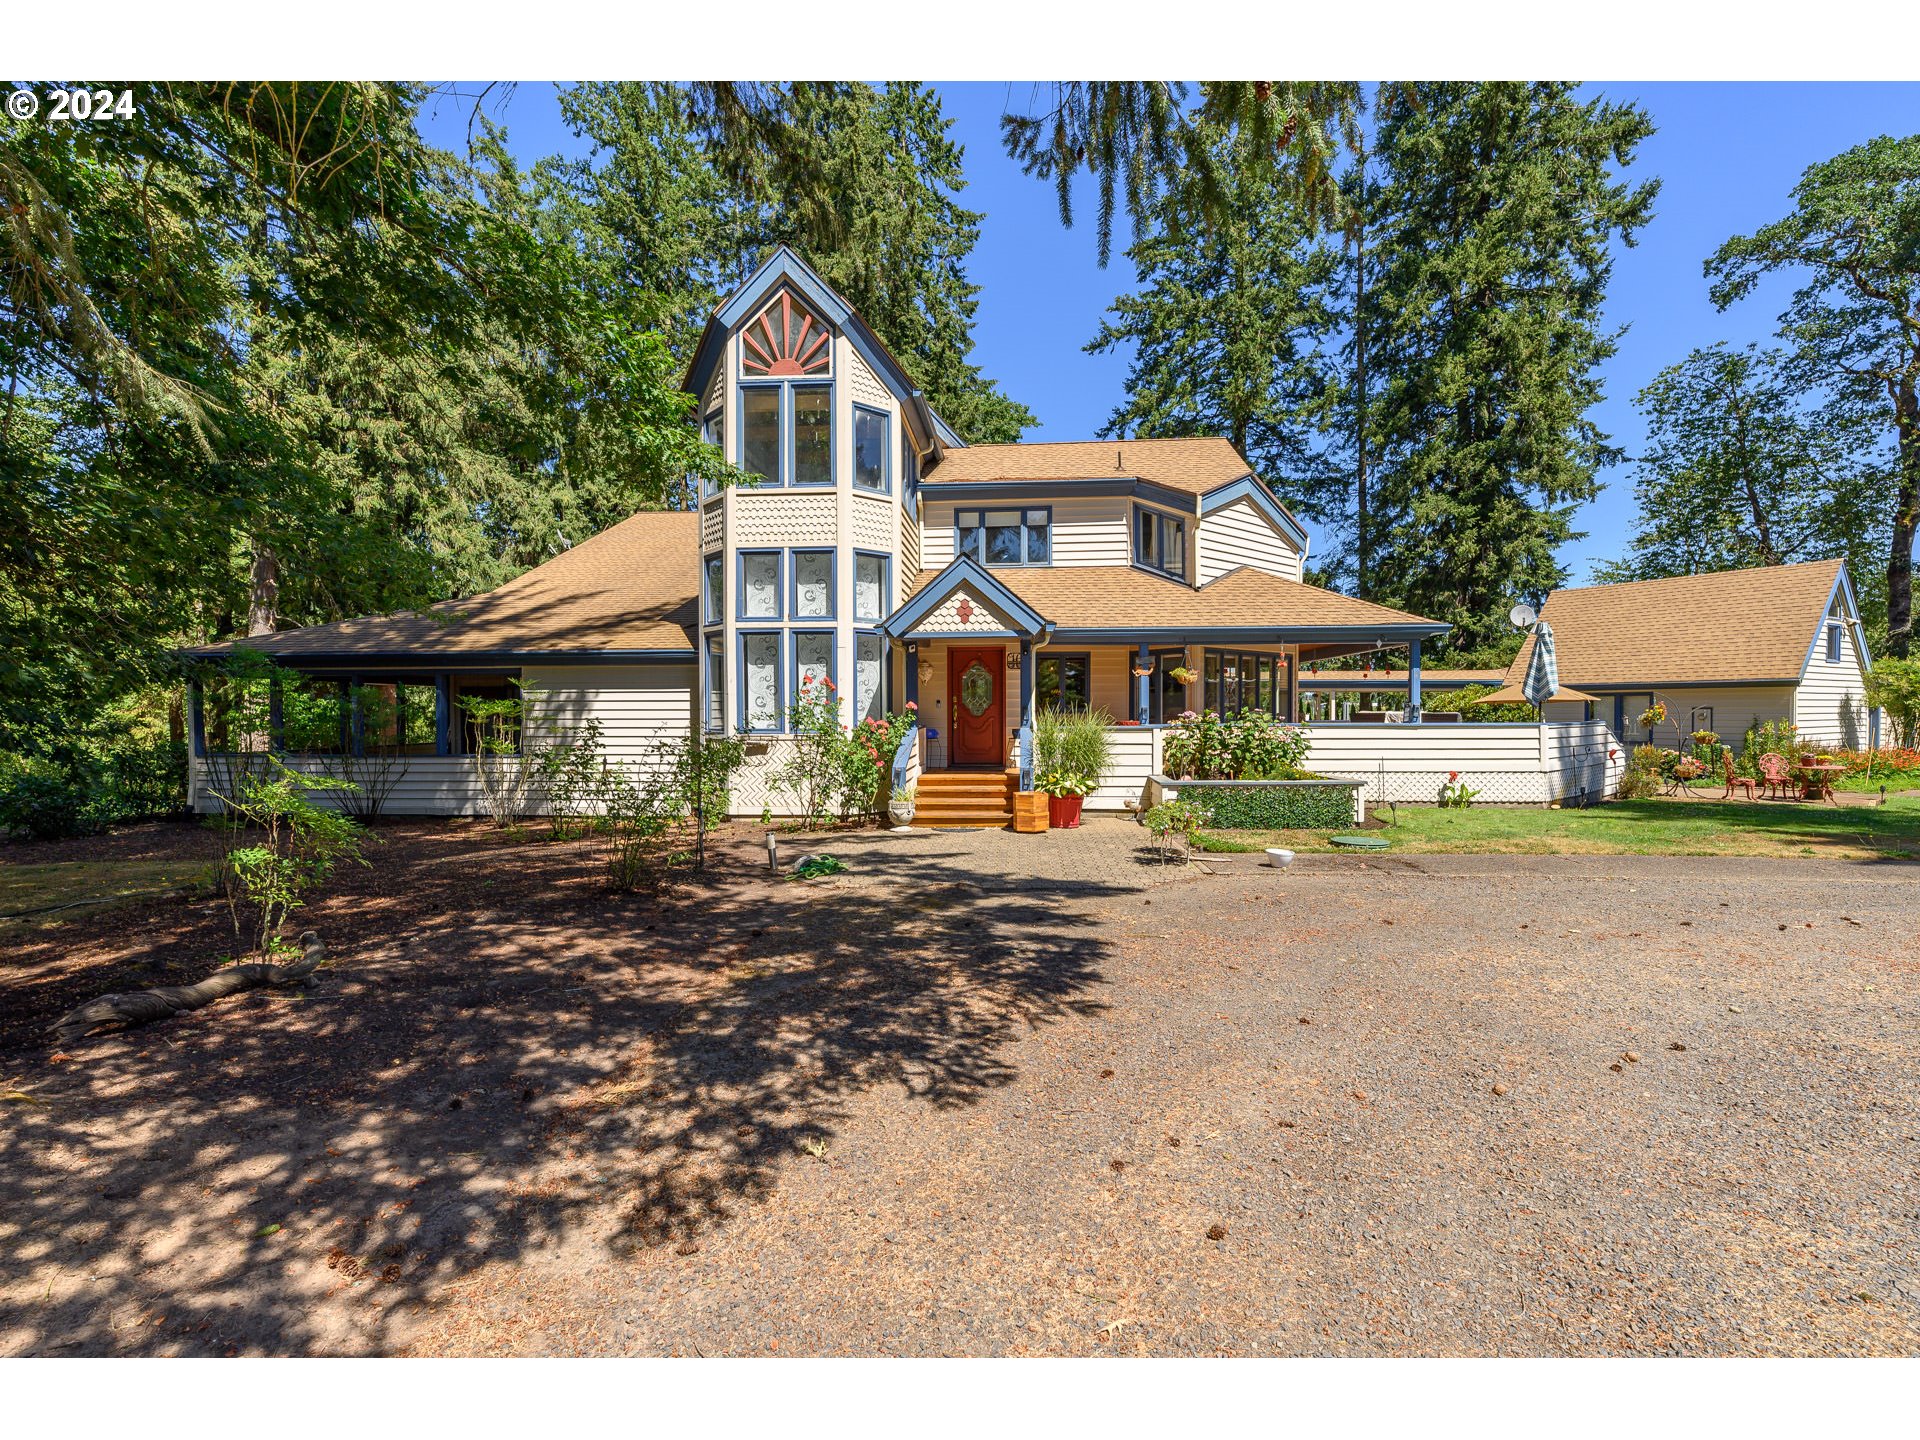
[{"left": 1047, "top": 794, "right": 1084, "bottom": 828}]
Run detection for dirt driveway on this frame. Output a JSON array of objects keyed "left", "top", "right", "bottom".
[{"left": 3, "top": 820, "right": 1916, "bottom": 1355}]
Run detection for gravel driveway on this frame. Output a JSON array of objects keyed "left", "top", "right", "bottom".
[{"left": 5, "top": 823, "right": 1916, "bottom": 1356}]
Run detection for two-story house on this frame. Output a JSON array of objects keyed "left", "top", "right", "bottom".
[{"left": 185, "top": 246, "right": 1454, "bottom": 822}]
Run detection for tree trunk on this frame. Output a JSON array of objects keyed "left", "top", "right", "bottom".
[
  {"left": 1886, "top": 379, "right": 1919, "bottom": 659},
  {"left": 47, "top": 931, "right": 327, "bottom": 1045},
  {"left": 246, "top": 540, "right": 279, "bottom": 637},
  {"left": 1352, "top": 146, "right": 1370, "bottom": 598}
]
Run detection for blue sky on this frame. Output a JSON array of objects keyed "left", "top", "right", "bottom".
[{"left": 418, "top": 81, "right": 1920, "bottom": 584}]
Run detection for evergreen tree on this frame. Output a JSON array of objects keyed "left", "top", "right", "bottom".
[
  {"left": 1086, "top": 125, "right": 1347, "bottom": 540},
  {"left": 1361, "top": 83, "right": 1657, "bottom": 653},
  {"left": 1593, "top": 344, "right": 1887, "bottom": 631},
  {"left": 1707, "top": 134, "right": 1920, "bottom": 657}
]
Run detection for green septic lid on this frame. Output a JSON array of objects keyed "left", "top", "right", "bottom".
[{"left": 1328, "top": 834, "right": 1390, "bottom": 850}]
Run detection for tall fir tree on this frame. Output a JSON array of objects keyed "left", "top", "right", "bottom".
[
  {"left": 1360, "top": 83, "right": 1657, "bottom": 656},
  {"left": 1086, "top": 124, "right": 1348, "bottom": 544}
]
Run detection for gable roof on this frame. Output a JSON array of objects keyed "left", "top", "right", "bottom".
[
  {"left": 903, "top": 563, "right": 1442, "bottom": 639},
  {"left": 924, "top": 436, "right": 1258, "bottom": 498},
  {"left": 1502, "top": 560, "right": 1850, "bottom": 689},
  {"left": 190, "top": 512, "right": 701, "bottom": 662}
]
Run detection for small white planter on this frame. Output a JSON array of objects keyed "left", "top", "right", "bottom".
[
  {"left": 887, "top": 798, "right": 916, "bottom": 828},
  {"left": 1264, "top": 847, "right": 1295, "bottom": 869}
]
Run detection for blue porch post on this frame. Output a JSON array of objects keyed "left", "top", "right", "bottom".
[
  {"left": 904, "top": 643, "right": 919, "bottom": 712},
  {"left": 1135, "top": 641, "right": 1150, "bottom": 724},
  {"left": 1020, "top": 642, "right": 1034, "bottom": 729},
  {"left": 268, "top": 676, "right": 285, "bottom": 753},
  {"left": 188, "top": 680, "right": 206, "bottom": 757},
  {"left": 434, "top": 674, "right": 452, "bottom": 756},
  {"left": 1408, "top": 639, "right": 1423, "bottom": 722},
  {"left": 348, "top": 677, "right": 365, "bottom": 756}
]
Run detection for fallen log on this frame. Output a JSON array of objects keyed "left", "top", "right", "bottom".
[{"left": 47, "top": 931, "right": 327, "bottom": 1045}]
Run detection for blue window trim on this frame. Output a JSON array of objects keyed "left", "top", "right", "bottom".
[
  {"left": 737, "top": 629, "right": 785, "bottom": 734},
  {"left": 737, "top": 380, "right": 786, "bottom": 487},
  {"left": 703, "top": 633, "right": 726, "bottom": 733},
  {"left": 954, "top": 505, "right": 1054, "bottom": 568},
  {"left": 1036, "top": 651, "right": 1093, "bottom": 713},
  {"left": 902, "top": 439, "right": 920, "bottom": 519},
  {"left": 701, "top": 407, "right": 725, "bottom": 498},
  {"left": 736, "top": 548, "right": 784, "bottom": 622},
  {"left": 791, "top": 628, "right": 838, "bottom": 703},
  {"left": 789, "top": 381, "right": 834, "bottom": 487},
  {"left": 852, "top": 548, "right": 892, "bottom": 623},
  {"left": 1825, "top": 623, "right": 1842, "bottom": 662},
  {"left": 789, "top": 547, "right": 837, "bottom": 621},
  {"left": 853, "top": 628, "right": 889, "bottom": 721},
  {"left": 1132, "top": 502, "right": 1188, "bottom": 580},
  {"left": 702, "top": 551, "right": 725, "bottom": 627},
  {"left": 853, "top": 403, "right": 891, "bottom": 495}
]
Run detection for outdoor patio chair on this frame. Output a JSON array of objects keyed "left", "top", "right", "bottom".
[
  {"left": 1721, "top": 749, "right": 1757, "bottom": 801},
  {"left": 1757, "top": 752, "right": 1794, "bottom": 801}
]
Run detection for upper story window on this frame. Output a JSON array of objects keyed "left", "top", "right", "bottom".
[
  {"left": 1826, "top": 623, "right": 1842, "bottom": 662},
  {"left": 739, "top": 550, "right": 781, "bottom": 620},
  {"left": 703, "top": 553, "right": 723, "bottom": 626},
  {"left": 1134, "top": 504, "right": 1187, "bottom": 580},
  {"left": 902, "top": 438, "right": 920, "bottom": 518},
  {"left": 737, "top": 290, "right": 834, "bottom": 486},
  {"left": 854, "top": 551, "right": 889, "bottom": 622},
  {"left": 701, "top": 408, "right": 725, "bottom": 499},
  {"left": 957, "top": 507, "right": 1051, "bottom": 567},
  {"left": 854, "top": 406, "right": 890, "bottom": 493}
]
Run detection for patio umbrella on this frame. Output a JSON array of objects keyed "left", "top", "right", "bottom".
[{"left": 1520, "top": 621, "right": 1558, "bottom": 713}]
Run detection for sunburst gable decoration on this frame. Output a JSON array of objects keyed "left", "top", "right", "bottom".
[{"left": 740, "top": 289, "right": 832, "bottom": 377}]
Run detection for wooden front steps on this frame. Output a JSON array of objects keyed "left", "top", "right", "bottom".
[{"left": 913, "top": 769, "right": 1016, "bottom": 828}]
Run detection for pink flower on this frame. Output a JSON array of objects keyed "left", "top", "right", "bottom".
[{"left": 906, "top": 700, "right": 918, "bottom": 711}]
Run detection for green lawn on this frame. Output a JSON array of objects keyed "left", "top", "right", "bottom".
[
  {"left": 0, "top": 858, "right": 215, "bottom": 933},
  {"left": 1197, "top": 795, "right": 1920, "bottom": 860}
]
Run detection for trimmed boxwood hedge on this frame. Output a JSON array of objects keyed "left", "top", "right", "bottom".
[{"left": 1181, "top": 782, "right": 1356, "bottom": 830}]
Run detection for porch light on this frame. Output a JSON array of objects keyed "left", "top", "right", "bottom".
[{"left": 918, "top": 658, "right": 934, "bottom": 684}]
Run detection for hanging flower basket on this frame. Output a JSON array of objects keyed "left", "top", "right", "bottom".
[{"left": 1167, "top": 666, "right": 1197, "bottom": 686}]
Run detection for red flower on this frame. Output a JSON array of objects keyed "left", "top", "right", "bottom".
[{"left": 1447, "top": 770, "right": 1459, "bottom": 782}]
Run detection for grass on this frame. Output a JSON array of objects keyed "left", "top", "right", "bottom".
[
  {"left": 0, "top": 858, "right": 215, "bottom": 933},
  {"left": 1197, "top": 795, "right": 1920, "bottom": 860}
]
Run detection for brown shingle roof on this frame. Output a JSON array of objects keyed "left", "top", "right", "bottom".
[
  {"left": 1502, "top": 560, "right": 1844, "bottom": 688},
  {"left": 193, "top": 512, "right": 700, "bottom": 659},
  {"left": 909, "top": 564, "right": 1440, "bottom": 632},
  {"left": 925, "top": 436, "right": 1258, "bottom": 497}
]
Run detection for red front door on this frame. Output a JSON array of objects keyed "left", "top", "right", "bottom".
[{"left": 947, "top": 647, "right": 1005, "bottom": 768}]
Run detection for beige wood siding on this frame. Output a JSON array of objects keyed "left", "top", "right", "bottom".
[
  {"left": 1197, "top": 496, "right": 1302, "bottom": 583},
  {"left": 1609, "top": 685, "right": 1797, "bottom": 751},
  {"left": 1795, "top": 616, "right": 1872, "bottom": 748},
  {"left": 919, "top": 496, "right": 1131, "bottom": 569}
]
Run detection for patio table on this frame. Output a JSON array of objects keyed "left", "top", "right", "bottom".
[{"left": 1799, "top": 761, "right": 1846, "bottom": 801}]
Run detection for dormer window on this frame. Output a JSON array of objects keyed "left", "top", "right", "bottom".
[
  {"left": 1133, "top": 504, "right": 1187, "bottom": 580},
  {"left": 957, "top": 508, "right": 1051, "bottom": 567}
]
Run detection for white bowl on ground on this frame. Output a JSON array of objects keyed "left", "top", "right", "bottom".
[{"left": 1264, "top": 847, "right": 1295, "bottom": 868}]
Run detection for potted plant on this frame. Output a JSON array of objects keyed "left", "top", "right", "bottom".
[
  {"left": 1036, "top": 768, "right": 1094, "bottom": 828},
  {"left": 1167, "top": 664, "right": 1197, "bottom": 686},
  {"left": 887, "top": 782, "right": 916, "bottom": 828}
]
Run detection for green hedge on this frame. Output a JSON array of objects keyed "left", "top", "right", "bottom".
[
  {"left": 0, "top": 738, "right": 188, "bottom": 840},
  {"left": 1183, "top": 782, "right": 1356, "bottom": 830}
]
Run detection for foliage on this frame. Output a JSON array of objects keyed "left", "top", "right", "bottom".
[
  {"left": 1739, "top": 717, "right": 1803, "bottom": 776},
  {"left": 1591, "top": 345, "right": 1886, "bottom": 626},
  {"left": 1865, "top": 657, "right": 1920, "bottom": 749},
  {"left": 1437, "top": 772, "right": 1481, "bottom": 809},
  {"left": 1357, "top": 84, "right": 1658, "bottom": 653},
  {"left": 458, "top": 681, "right": 552, "bottom": 831},
  {"left": 790, "top": 853, "right": 850, "bottom": 882},
  {"left": 1178, "top": 781, "right": 1354, "bottom": 831},
  {"left": 1617, "top": 745, "right": 1663, "bottom": 800},
  {"left": 1034, "top": 767, "right": 1097, "bottom": 799},
  {"left": 539, "top": 717, "right": 608, "bottom": 841},
  {"left": 0, "top": 754, "right": 86, "bottom": 840},
  {"left": 215, "top": 759, "right": 368, "bottom": 952},
  {"left": 322, "top": 685, "right": 406, "bottom": 821},
  {"left": 0, "top": 735, "right": 188, "bottom": 840},
  {"left": 1143, "top": 797, "right": 1213, "bottom": 863},
  {"left": 1424, "top": 683, "right": 1532, "bottom": 723},
  {"left": 842, "top": 710, "right": 917, "bottom": 820},
  {"left": 777, "top": 677, "right": 848, "bottom": 831},
  {"left": 1160, "top": 710, "right": 1310, "bottom": 781},
  {"left": 596, "top": 733, "right": 748, "bottom": 891},
  {"left": 1636, "top": 702, "right": 1668, "bottom": 734},
  {"left": 1087, "top": 121, "right": 1346, "bottom": 531},
  {"left": 1707, "top": 133, "right": 1920, "bottom": 658},
  {"left": 1832, "top": 746, "right": 1920, "bottom": 791},
  {"left": 1034, "top": 707, "right": 1114, "bottom": 786}
]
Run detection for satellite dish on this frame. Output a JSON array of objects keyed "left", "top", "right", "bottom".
[{"left": 1508, "top": 603, "right": 1538, "bottom": 630}]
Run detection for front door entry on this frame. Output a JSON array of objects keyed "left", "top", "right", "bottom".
[{"left": 947, "top": 647, "right": 1005, "bottom": 768}]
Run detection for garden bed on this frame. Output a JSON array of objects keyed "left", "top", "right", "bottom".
[{"left": 1146, "top": 774, "right": 1364, "bottom": 829}]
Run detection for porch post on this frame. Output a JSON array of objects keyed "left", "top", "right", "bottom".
[
  {"left": 904, "top": 642, "right": 919, "bottom": 711},
  {"left": 434, "top": 673, "right": 452, "bottom": 756},
  {"left": 349, "top": 676, "right": 365, "bottom": 756},
  {"left": 268, "top": 676, "right": 285, "bottom": 753},
  {"left": 1020, "top": 642, "right": 1034, "bottom": 729},
  {"left": 1135, "top": 641, "right": 1150, "bottom": 724},
  {"left": 188, "top": 680, "right": 206, "bottom": 757},
  {"left": 1408, "top": 639, "right": 1423, "bottom": 722}
]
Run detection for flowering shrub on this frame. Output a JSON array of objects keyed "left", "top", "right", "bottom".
[
  {"left": 1437, "top": 770, "right": 1480, "bottom": 808},
  {"left": 776, "top": 677, "right": 917, "bottom": 828},
  {"left": 1161, "top": 710, "right": 1311, "bottom": 781}
]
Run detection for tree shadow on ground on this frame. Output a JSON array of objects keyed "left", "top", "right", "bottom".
[{"left": 0, "top": 822, "right": 1126, "bottom": 1355}]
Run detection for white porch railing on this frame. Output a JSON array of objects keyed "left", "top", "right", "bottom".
[{"left": 1306, "top": 720, "right": 1624, "bottom": 808}]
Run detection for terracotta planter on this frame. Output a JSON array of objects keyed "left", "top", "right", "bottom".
[
  {"left": 1012, "top": 790, "right": 1049, "bottom": 834},
  {"left": 1047, "top": 793, "right": 1085, "bottom": 828}
]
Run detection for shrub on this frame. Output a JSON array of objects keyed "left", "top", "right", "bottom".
[
  {"left": 458, "top": 681, "right": 554, "bottom": 830},
  {"left": 1865, "top": 657, "right": 1920, "bottom": 749},
  {"left": 218, "top": 759, "right": 369, "bottom": 952},
  {"left": 1035, "top": 707, "right": 1114, "bottom": 784},
  {"left": 1617, "top": 744, "right": 1663, "bottom": 800},
  {"left": 1739, "top": 717, "right": 1801, "bottom": 775},
  {"left": 1181, "top": 782, "right": 1353, "bottom": 830},
  {"left": 598, "top": 733, "right": 748, "bottom": 890},
  {"left": 0, "top": 754, "right": 89, "bottom": 839},
  {"left": 0, "top": 737, "right": 186, "bottom": 840},
  {"left": 541, "top": 717, "right": 608, "bottom": 840},
  {"left": 1161, "top": 710, "right": 1310, "bottom": 781},
  {"left": 1143, "top": 797, "right": 1211, "bottom": 862}
]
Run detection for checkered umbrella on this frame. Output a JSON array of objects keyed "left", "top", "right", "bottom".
[{"left": 1521, "top": 621, "right": 1558, "bottom": 710}]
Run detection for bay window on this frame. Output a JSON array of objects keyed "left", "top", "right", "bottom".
[
  {"left": 792, "top": 384, "right": 832, "bottom": 485},
  {"left": 742, "top": 386, "right": 781, "bottom": 482},
  {"left": 739, "top": 551, "right": 781, "bottom": 621},
  {"left": 854, "top": 405, "right": 890, "bottom": 492},
  {"left": 703, "top": 553, "right": 723, "bottom": 626},
  {"left": 705, "top": 635, "right": 725, "bottom": 731},
  {"left": 794, "top": 631, "right": 835, "bottom": 700},
  {"left": 855, "top": 633, "right": 885, "bottom": 723},
  {"left": 791, "top": 549, "right": 834, "bottom": 619},
  {"left": 740, "top": 632, "right": 782, "bottom": 732},
  {"left": 854, "top": 551, "right": 888, "bottom": 622}
]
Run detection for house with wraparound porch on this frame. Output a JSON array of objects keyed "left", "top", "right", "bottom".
[{"left": 182, "top": 246, "right": 1626, "bottom": 822}]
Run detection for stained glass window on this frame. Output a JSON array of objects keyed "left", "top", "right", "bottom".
[
  {"left": 741, "top": 552, "right": 780, "bottom": 620},
  {"left": 857, "top": 634, "right": 885, "bottom": 723},
  {"left": 855, "top": 553, "right": 887, "bottom": 621},
  {"left": 792, "top": 550, "right": 833, "bottom": 619},
  {"left": 742, "top": 633, "right": 780, "bottom": 732}
]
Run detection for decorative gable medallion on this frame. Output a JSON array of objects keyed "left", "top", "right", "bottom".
[
  {"left": 955, "top": 597, "right": 974, "bottom": 625},
  {"left": 741, "top": 290, "right": 831, "bottom": 377}
]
